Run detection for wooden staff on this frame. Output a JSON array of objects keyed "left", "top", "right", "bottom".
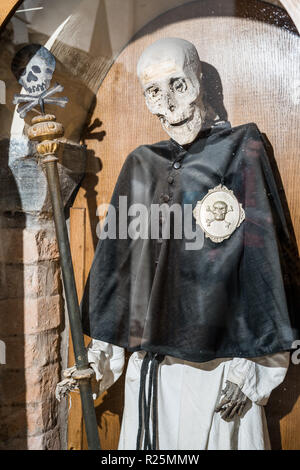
[{"left": 28, "top": 113, "right": 101, "bottom": 450}]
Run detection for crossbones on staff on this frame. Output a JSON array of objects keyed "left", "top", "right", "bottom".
[{"left": 13, "top": 83, "right": 68, "bottom": 118}]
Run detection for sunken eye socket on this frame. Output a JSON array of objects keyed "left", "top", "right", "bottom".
[
  {"left": 171, "top": 78, "right": 187, "bottom": 93},
  {"left": 145, "top": 87, "right": 161, "bottom": 99},
  {"left": 32, "top": 65, "right": 41, "bottom": 73}
]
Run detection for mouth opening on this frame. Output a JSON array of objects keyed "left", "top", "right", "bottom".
[
  {"left": 26, "top": 81, "right": 46, "bottom": 94},
  {"left": 170, "top": 116, "right": 191, "bottom": 127}
]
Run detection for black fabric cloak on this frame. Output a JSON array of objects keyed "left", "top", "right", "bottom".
[{"left": 81, "top": 121, "right": 300, "bottom": 363}]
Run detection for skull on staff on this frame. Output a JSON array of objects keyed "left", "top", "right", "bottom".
[{"left": 11, "top": 44, "right": 68, "bottom": 118}]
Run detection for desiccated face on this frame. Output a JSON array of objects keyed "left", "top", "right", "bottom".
[
  {"left": 19, "top": 54, "right": 55, "bottom": 96},
  {"left": 212, "top": 201, "right": 228, "bottom": 221},
  {"left": 138, "top": 39, "right": 205, "bottom": 146}
]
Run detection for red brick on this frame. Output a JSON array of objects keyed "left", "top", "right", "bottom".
[
  {"left": 27, "top": 425, "right": 61, "bottom": 450},
  {"left": 0, "top": 363, "right": 60, "bottom": 406},
  {"left": 0, "top": 229, "right": 59, "bottom": 264},
  {"left": 0, "top": 425, "right": 61, "bottom": 450},
  {"left": 0, "top": 435, "right": 27, "bottom": 450},
  {"left": 0, "top": 405, "right": 27, "bottom": 444},
  {"left": 0, "top": 261, "right": 62, "bottom": 300},
  {"left": 0, "top": 294, "right": 63, "bottom": 335},
  {"left": 23, "top": 261, "right": 62, "bottom": 298},
  {"left": 27, "top": 399, "right": 58, "bottom": 436},
  {"left": 2, "top": 330, "right": 60, "bottom": 369}
]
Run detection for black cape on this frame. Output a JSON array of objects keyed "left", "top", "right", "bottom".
[{"left": 81, "top": 122, "right": 300, "bottom": 363}]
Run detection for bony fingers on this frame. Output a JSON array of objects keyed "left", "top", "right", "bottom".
[
  {"left": 218, "top": 397, "right": 248, "bottom": 420},
  {"left": 237, "top": 401, "right": 247, "bottom": 417},
  {"left": 241, "top": 395, "right": 248, "bottom": 405},
  {"left": 222, "top": 381, "right": 230, "bottom": 394},
  {"left": 220, "top": 403, "right": 235, "bottom": 419},
  {"left": 228, "top": 403, "right": 240, "bottom": 419},
  {"left": 231, "top": 384, "right": 244, "bottom": 403},
  {"left": 231, "top": 388, "right": 240, "bottom": 402},
  {"left": 215, "top": 397, "right": 231, "bottom": 412}
]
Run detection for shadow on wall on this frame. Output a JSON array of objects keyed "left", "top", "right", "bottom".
[
  {"left": 80, "top": 96, "right": 104, "bottom": 251},
  {"left": 201, "top": 61, "right": 228, "bottom": 123}
]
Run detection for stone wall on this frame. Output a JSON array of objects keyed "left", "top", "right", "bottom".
[
  {"left": 0, "top": 219, "right": 62, "bottom": 449},
  {"left": 0, "top": 137, "right": 86, "bottom": 449},
  {"left": 0, "top": 15, "right": 91, "bottom": 448}
]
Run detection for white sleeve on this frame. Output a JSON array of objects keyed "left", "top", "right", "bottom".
[
  {"left": 87, "top": 339, "right": 125, "bottom": 397},
  {"left": 226, "top": 352, "right": 290, "bottom": 406}
]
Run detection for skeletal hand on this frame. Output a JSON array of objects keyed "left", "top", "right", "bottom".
[{"left": 215, "top": 380, "right": 248, "bottom": 420}]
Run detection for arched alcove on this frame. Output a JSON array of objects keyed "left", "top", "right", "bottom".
[{"left": 70, "top": 0, "right": 300, "bottom": 450}]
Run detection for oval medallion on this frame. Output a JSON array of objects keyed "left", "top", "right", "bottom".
[{"left": 193, "top": 184, "right": 245, "bottom": 243}]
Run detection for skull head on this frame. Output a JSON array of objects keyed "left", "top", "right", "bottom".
[
  {"left": 212, "top": 201, "right": 228, "bottom": 221},
  {"left": 137, "top": 38, "right": 205, "bottom": 145},
  {"left": 11, "top": 44, "right": 56, "bottom": 96}
]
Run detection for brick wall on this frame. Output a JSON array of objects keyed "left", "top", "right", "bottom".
[
  {"left": 0, "top": 223, "right": 62, "bottom": 449},
  {"left": 0, "top": 15, "right": 92, "bottom": 448},
  {"left": 0, "top": 137, "right": 86, "bottom": 449}
]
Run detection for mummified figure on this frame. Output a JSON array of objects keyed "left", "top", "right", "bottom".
[{"left": 66, "top": 39, "right": 300, "bottom": 449}]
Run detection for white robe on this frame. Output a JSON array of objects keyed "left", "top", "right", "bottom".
[{"left": 87, "top": 339, "right": 289, "bottom": 450}]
